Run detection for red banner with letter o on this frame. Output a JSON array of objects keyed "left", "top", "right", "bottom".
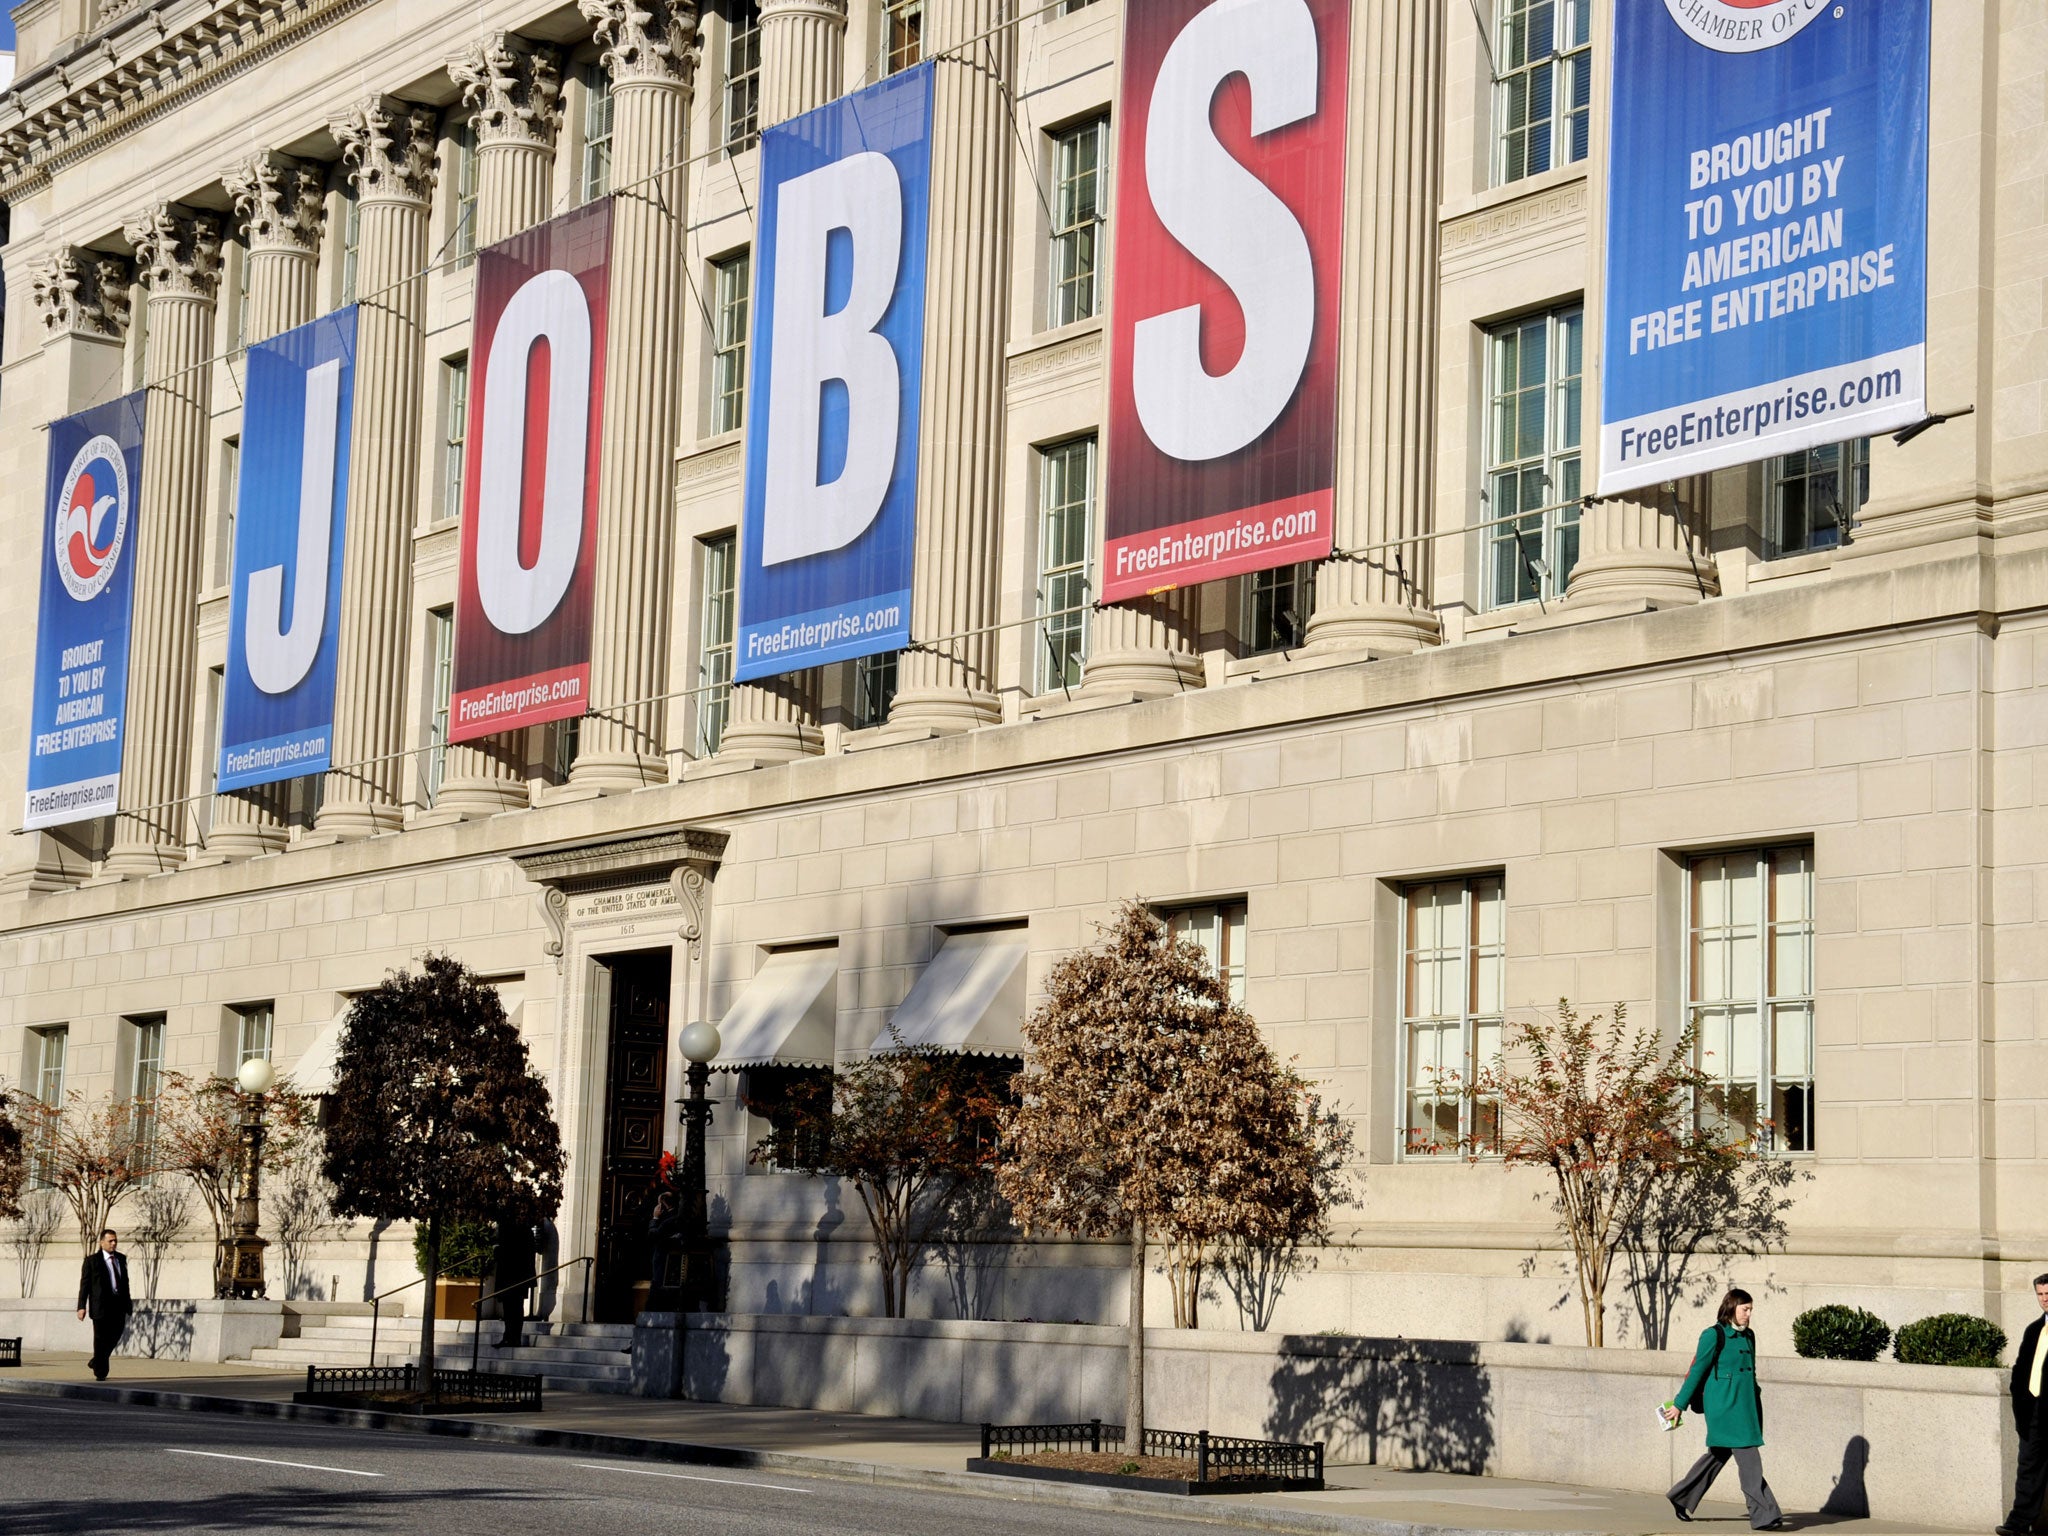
[
  {"left": 450, "top": 198, "right": 611, "bottom": 743},
  {"left": 1101, "top": 0, "right": 1347, "bottom": 603}
]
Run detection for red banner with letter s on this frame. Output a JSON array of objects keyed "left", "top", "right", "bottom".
[
  {"left": 450, "top": 198, "right": 611, "bottom": 742},
  {"left": 1101, "top": 0, "right": 1347, "bottom": 603}
]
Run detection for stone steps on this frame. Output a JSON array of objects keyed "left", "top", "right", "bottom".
[{"left": 242, "top": 1312, "right": 638, "bottom": 1392}]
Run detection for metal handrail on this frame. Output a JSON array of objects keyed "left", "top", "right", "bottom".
[
  {"left": 366, "top": 1274, "right": 426, "bottom": 1365},
  {"left": 469, "top": 1256, "right": 595, "bottom": 1373}
]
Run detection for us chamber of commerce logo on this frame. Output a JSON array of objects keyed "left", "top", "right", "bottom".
[
  {"left": 1665, "top": 0, "right": 1833, "bottom": 53},
  {"left": 54, "top": 434, "right": 130, "bottom": 602}
]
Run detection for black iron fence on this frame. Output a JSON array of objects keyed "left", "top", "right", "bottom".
[
  {"left": 301, "top": 1364, "right": 542, "bottom": 1411},
  {"left": 978, "top": 1420, "right": 1323, "bottom": 1486}
]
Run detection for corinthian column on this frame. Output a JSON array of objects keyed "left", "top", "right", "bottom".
[
  {"left": 318, "top": 98, "right": 439, "bottom": 838},
  {"left": 570, "top": 0, "right": 698, "bottom": 791},
  {"left": 102, "top": 206, "right": 222, "bottom": 877},
  {"left": 884, "top": 0, "right": 1012, "bottom": 736},
  {"left": 716, "top": 0, "right": 842, "bottom": 764},
  {"left": 1565, "top": 481, "right": 1717, "bottom": 609},
  {"left": 1306, "top": 0, "right": 1442, "bottom": 656},
  {"left": 432, "top": 33, "right": 568, "bottom": 816},
  {"left": 208, "top": 151, "right": 327, "bottom": 860}
]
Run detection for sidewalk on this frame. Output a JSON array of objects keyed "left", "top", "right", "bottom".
[{"left": 0, "top": 1353, "right": 1972, "bottom": 1536}]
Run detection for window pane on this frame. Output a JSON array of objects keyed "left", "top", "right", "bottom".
[{"left": 698, "top": 533, "right": 737, "bottom": 756}]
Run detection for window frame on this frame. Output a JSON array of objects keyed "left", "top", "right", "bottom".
[
  {"left": 441, "top": 355, "right": 470, "bottom": 523},
  {"left": 1047, "top": 115, "right": 1109, "bottom": 328},
  {"left": 1035, "top": 435, "right": 1096, "bottom": 694},
  {"left": 425, "top": 606, "right": 454, "bottom": 804},
  {"left": 339, "top": 189, "right": 361, "bottom": 305},
  {"left": 1482, "top": 304, "right": 1584, "bottom": 610},
  {"left": 451, "top": 116, "right": 480, "bottom": 268},
  {"left": 696, "top": 533, "right": 737, "bottom": 757},
  {"left": 1685, "top": 844, "right": 1817, "bottom": 1155},
  {"left": 1160, "top": 900, "right": 1248, "bottom": 1006},
  {"left": 213, "top": 436, "right": 240, "bottom": 590},
  {"left": 884, "top": 0, "right": 923, "bottom": 74},
  {"left": 1493, "top": 0, "right": 1592, "bottom": 187},
  {"left": 1766, "top": 438, "right": 1868, "bottom": 561},
  {"left": 1397, "top": 875, "right": 1507, "bottom": 1157},
  {"left": 127, "top": 1014, "right": 166, "bottom": 1155},
  {"left": 723, "top": 0, "right": 762, "bottom": 155},
  {"left": 710, "top": 251, "right": 752, "bottom": 437},
  {"left": 853, "top": 652, "right": 899, "bottom": 730},
  {"left": 1242, "top": 561, "right": 1318, "bottom": 656},
  {"left": 582, "top": 65, "right": 615, "bottom": 204},
  {"left": 234, "top": 1002, "right": 276, "bottom": 1068}
]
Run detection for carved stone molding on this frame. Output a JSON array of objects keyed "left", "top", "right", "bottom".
[
  {"left": 1441, "top": 182, "right": 1588, "bottom": 280},
  {"left": 223, "top": 150, "right": 327, "bottom": 256},
  {"left": 329, "top": 96, "right": 441, "bottom": 207},
  {"left": 670, "top": 863, "right": 707, "bottom": 959},
  {"left": 451, "top": 33, "right": 565, "bottom": 151},
  {"left": 1006, "top": 329, "right": 1102, "bottom": 387},
  {"left": 677, "top": 442, "right": 743, "bottom": 484},
  {"left": 31, "top": 247, "right": 132, "bottom": 338},
  {"left": 578, "top": 0, "right": 701, "bottom": 89},
  {"left": 516, "top": 826, "right": 726, "bottom": 973},
  {"left": 123, "top": 202, "right": 225, "bottom": 300}
]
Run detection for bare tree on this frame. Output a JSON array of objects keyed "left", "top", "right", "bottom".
[
  {"left": 130, "top": 1179, "right": 193, "bottom": 1301},
  {"left": 14, "top": 1092, "right": 153, "bottom": 1254},
  {"left": 268, "top": 1131, "right": 343, "bottom": 1299},
  {"left": 9, "top": 1188, "right": 64, "bottom": 1298}
]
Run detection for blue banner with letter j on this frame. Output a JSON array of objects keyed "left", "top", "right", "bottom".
[
  {"left": 1598, "top": 0, "right": 1929, "bottom": 495},
  {"left": 218, "top": 307, "right": 357, "bottom": 793},
  {"left": 25, "top": 392, "right": 146, "bottom": 830},
  {"left": 736, "top": 63, "right": 933, "bottom": 683}
]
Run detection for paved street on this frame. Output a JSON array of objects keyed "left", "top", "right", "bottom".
[{"left": 0, "top": 1394, "right": 1237, "bottom": 1536}]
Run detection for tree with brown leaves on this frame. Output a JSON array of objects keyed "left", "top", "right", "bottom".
[
  {"left": 1460, "top": 1000, "right": 1768, "bottom": 1346},
  {"left": 13, "top": 1091, "right": 154, "bottom": 1253},
  {"left": 0, "top": 1088, "right": 26, "bottom": 1222},
  {"left": 748, "top": 1032, "right": 1011, "bottom": 1318},
  {"left": 154, "top": 1072, "right": 314, "bottom": 1296},
  {"left": 321, "top": 954, "right": 564, "bottom": 1368},
  {"left": 997, "top": 902, "right": 1352, "bottom": 1439}
]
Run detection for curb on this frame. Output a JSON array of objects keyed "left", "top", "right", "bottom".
[{"left": 0, "top": 1378, "right": 1597, "bottom": 1536}]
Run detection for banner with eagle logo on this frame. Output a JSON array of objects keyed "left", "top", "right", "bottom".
[{"left": 25, "top": 392, "right": 146, "bottom": 829}]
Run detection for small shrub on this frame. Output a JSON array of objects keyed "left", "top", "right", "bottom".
[
  {"left": 413, "top": 1216, "right": 496, "bottom": 1282},
  {"left": 1792, "top": 1304, "right": 1892, "bottom": 1362},
  {"left": 1893, "top": 1312, "right": 2005, "bottom": 1368},
  {"left": 1117, "top": 1461, "right": 1141, "bottom": 1476}
]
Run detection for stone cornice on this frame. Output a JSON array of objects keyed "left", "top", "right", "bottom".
[
  {"left": 124, "top": 201, "right": 226, "bottom": 300},
  {"left": 30, "top": 246, "right": 134, "bottom": 337},
  {"left": 0, "top": 0, "right": 379, "bottom": 202},
  {"left": 578, "top": 0, "right": 701, "bottom": 89},
  {"left": 512, "top": 826, "right": 729, "bottom": 891},
  {"left": 222, "top": 149, "right": 327, "bottom": 256},
  {"left": 450, "top": 31, "right": 565, "bottom": 151}
]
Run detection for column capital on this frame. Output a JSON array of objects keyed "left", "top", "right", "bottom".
[
  {"left": 760, "top": 0, "right": 846, "bottom": 23},
  {"left": 451, "top": 33, "right": 565, "bottom": 151},
  {"left": 329, "top": 96, "right": 441, "bottom": 208},
  {"left": 577, "top": 0, "right": 700, "bottom": 90},
  {"left": 122, "top": 203, "right": 225, "bottom": 301},
  {"left": 223, "top": 150, "right": 328, "bottom": 256},
  {"left": 30, "top": 247, "right": 131, "bottom": 338}
]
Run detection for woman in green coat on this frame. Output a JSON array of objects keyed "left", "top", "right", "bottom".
[{"left": 1660, "top": 1288, "right": 1785, "bottom": 1529}]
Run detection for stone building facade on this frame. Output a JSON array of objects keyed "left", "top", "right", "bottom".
[{"left": 0, "top": 0, "right": 2044, "bottom": 1349}]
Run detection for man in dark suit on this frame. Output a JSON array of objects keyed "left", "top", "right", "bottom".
[
  {"left": 2002, "top": 1272, "right": 2048, "bottom": 1535},
  {"left": 75, "top": 1228, "right": 132, "bottom": 1381}
]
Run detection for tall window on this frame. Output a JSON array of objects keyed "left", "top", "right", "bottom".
[
  {"left": 30, "top": 1025, "right": 68, "bottom": 1184},
  {"left": 1162, "top": 901, "right": 1247, "bottom": 1005},
  {"left": 724, "top": 0, "right": 761, "bottom": 154},
  {"left": 1768, "top": 439, "right": 1868, "bottom": 560},
  {"left": 1495, "top": 0, "right": 1591, "bottom": 185},
  {"left": 582, "top": 67, "right": 615, "bottom": 203},
  {"left": 1400, "top": 877, "right": 1505, "bottom": 1155},
  {"left": 129, "top": 286, "right": 150, "bottom": 388},
  {"left": 451, "top": 119, "right": 479, "bottom": 268},
  {"left": 425, "top": 607, "right": 454, "bottom": 803},
  {"left": 214, "top": 437, "right": 240, "bottom": 588},
  {"left": 551, "top": 717, "right": 582, "bottom": 781},
  {"left": 128, "top": 1015, "right": 165, "bottom": 1151},
  {"left": 1688, "top": 846, "right": 1816, "bottom": 1153},
  {"left": 1485, "top": 305, "right": 1583, "bottom": 609},
  {"left": 885, "top": 0, "right": 922, "bottom": 73},
  {"left": 854, "top": 653, "right": 899, "bottom": 729},
  {"left": 1036, "top": 437, "right": 1095, "bottom": 693},
  {"left": 1048, "top": 116, "right": 1108, "bottom": 327},
  {"left": 710, "top": 252, "right": 751, "bottom": 436},
  {"left": 224, "top": 241, "right": 248, "bottom": 353},
  {"left": 1244, "top": 563, "right": 1317, "bottom": 654},
  {"left": 233, "top": 1003, "right": 275, "bottom": 1067},
  {"left": 199, "top": 666, "right": 225, "bottom": 841},
  {"left": 697, "top": 534, "right": 737, "bottom": 757},
  {"left": 742, "top": 1066, "right": 834, "bottom": 1171},
  {"left": 339, "top": 190, "right": 361, "bottom": 305},
  {"left": 441, "top": 357, "right": 470, "bottom": 521}
]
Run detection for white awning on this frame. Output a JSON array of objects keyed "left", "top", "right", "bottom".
[
  {"left": 290, "top": 1013, "right": 350, "bottom": 1097},
  {"left": 715, "top": 948, "right": 838, "bottom": 1069},
  {"left": 875, "top": 927, "right": 1028, "bottom": 1056}
]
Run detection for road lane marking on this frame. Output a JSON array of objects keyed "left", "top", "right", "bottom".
[
  {"left": 168, "top": 1448, "right": 385, "bottom": 1478},
  {"left": 574, "top": 1461, "right": 810, "bottom": 1494}
]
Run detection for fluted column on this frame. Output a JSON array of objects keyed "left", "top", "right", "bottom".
[
  {"left": 103, "top": 207, "right": 223, "bottom": 876},
  {"left": 1565, "top": 481, "right": 1717, "bottom": 609},
  {"left": 1306, "top": 0, "right": 1441, "bottom": 656},
  {"left": 1077, "top": 592, "right": 1202, "bottom": 700},
  {"left": 717, "top": 0, "right": 843, "bottom": 762},
  {"left": 570, "top": 0, "right": 698, "bottom": 791},
  {"left": 208, "top": 151, "right": 328, "bottom": 860},
  {"left": 758, "top": 0, "right": 844, "bottom": 127},
  {"left": 885, "top": 0, "right": 1012, "bottom": 736},
  {"left": 432, "top": 34, "right": 567, "bottom": 815},
  {"left": 318, "top": 98, "right": 439, "bottom": 838}
]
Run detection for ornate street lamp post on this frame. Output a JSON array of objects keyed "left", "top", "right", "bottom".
[
  {"left": 676, "top": 1021, "right": 721, "bottom": 1312},
  {"left": 224, "top": 1055, "right": 276, "bottom": 1299}
]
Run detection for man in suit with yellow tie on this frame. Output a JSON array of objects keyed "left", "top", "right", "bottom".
[{"left": 2002, "top": 1274, "right": 2048, "bottom": 1535}]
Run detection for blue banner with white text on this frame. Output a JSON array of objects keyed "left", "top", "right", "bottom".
[
  {"left": 25, "top": 393, "right": 145, "bottom": 829},
  {"left": 218, "top": 308, "right": 357, "bottom": 792},
  {"left": 1598, "top": 0, "right": 1929, "bottom": 495},
  {"left": 736, "top": 64, "right": 932, "bottom": 682}
]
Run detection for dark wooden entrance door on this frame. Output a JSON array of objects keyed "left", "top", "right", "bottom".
[{"left": 594, "top": 950, "right": 671, "bottom": 1324}]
